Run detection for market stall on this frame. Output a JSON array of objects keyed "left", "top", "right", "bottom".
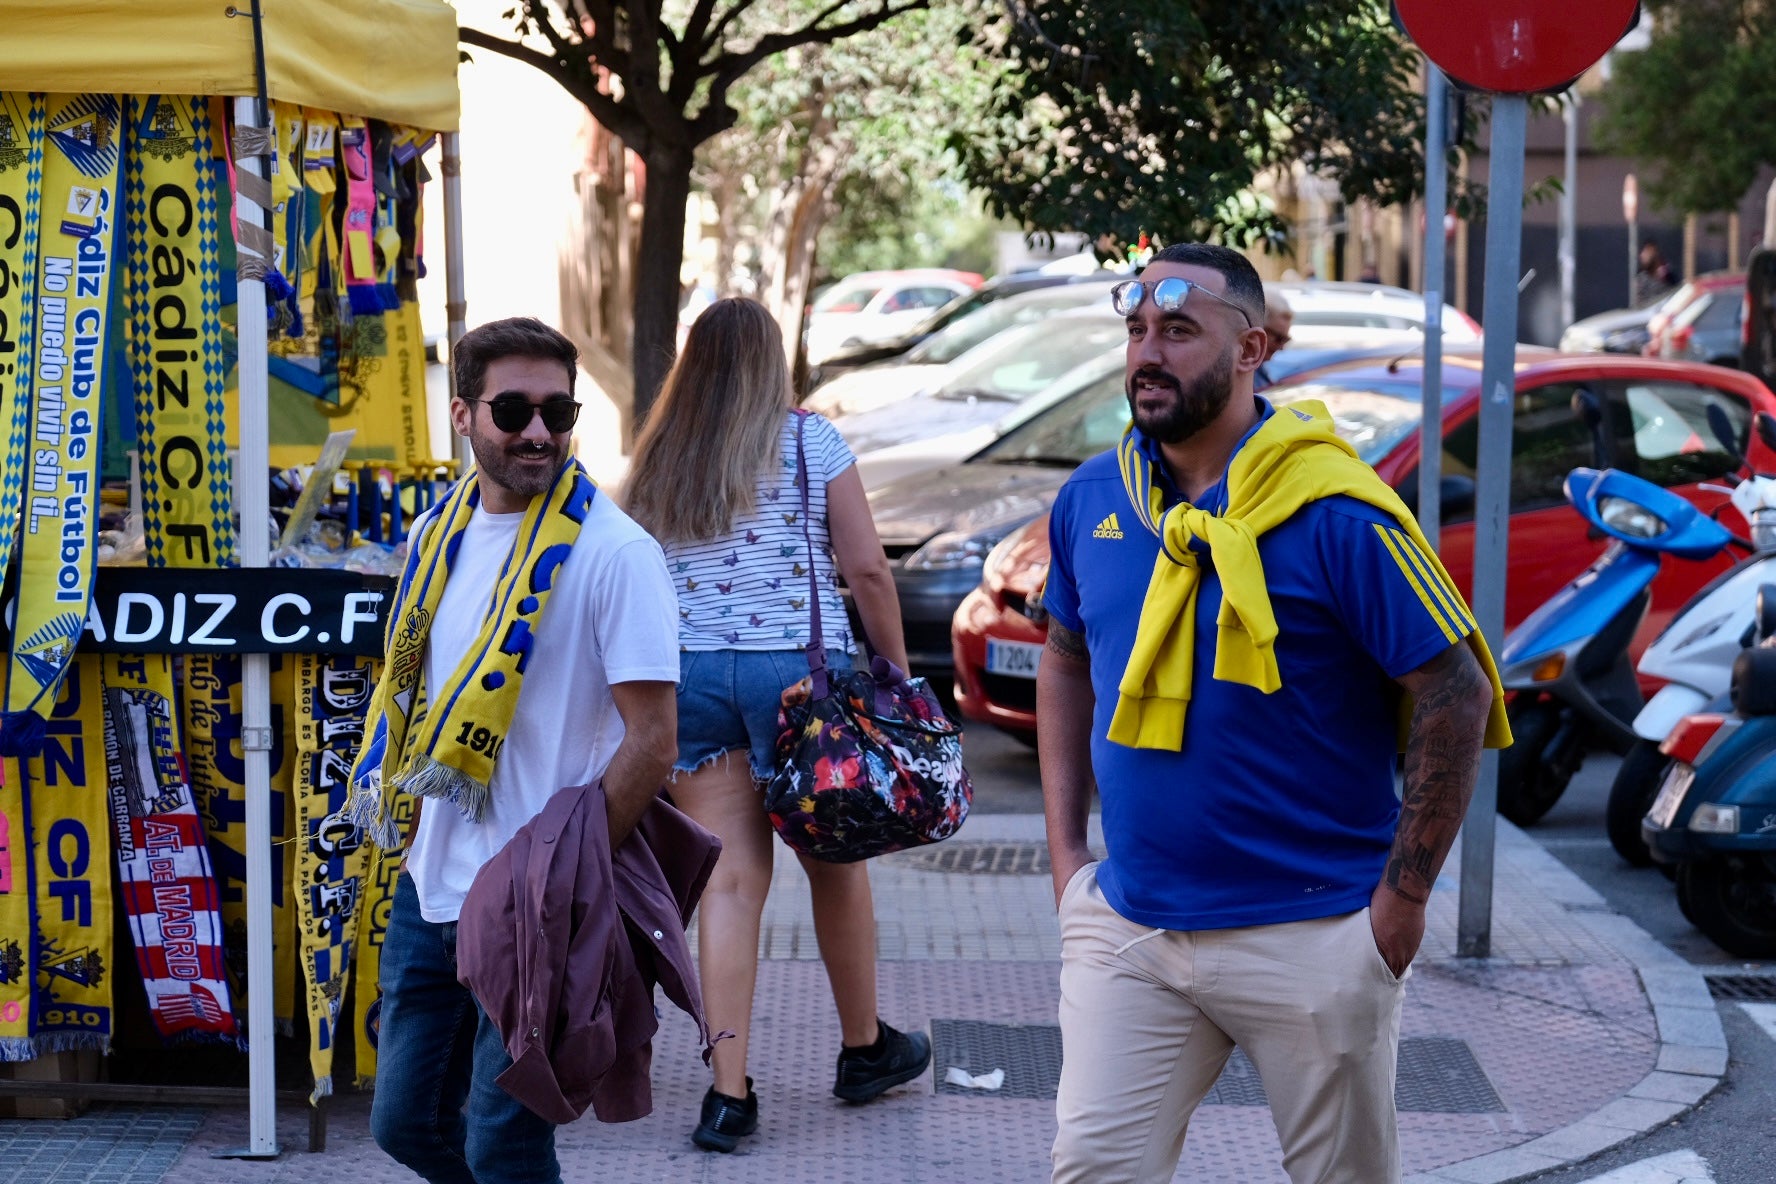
[{"left": 0, "top": 0, "right": 464, "bottom": 1156}]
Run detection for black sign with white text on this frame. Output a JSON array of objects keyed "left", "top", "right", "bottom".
[{"left": 78, "top": 568, "right": 396, "bottom": 656}]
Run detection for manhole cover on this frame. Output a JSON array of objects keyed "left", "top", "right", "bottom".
[
  {"left": 898, "top": 842, "right": 1051, "bottom": 876},
  {"left": 1706, "top": 973, "right": 1776, "bottom": 1001},
  {"left": 931, "top": 1022, "right": 1503, "bottom": 1113}
]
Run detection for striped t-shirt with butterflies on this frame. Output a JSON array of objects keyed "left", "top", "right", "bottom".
[{"left": 664, "top": 410, "right": 858, "bottom": 653}]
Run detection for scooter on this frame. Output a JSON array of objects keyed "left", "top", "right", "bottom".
[
  {"left": 1640, "top": 592, "right": 1776, "bottom": 959},
  {"left": 1495, "top": 468, "right": 1738, "bottom": 825},
  {"left": 1606, "top": 407, "right": 1776, "bottom": 864}
]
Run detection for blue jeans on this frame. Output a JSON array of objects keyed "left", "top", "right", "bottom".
[
  {"left": 675, "top": 648, "right": 850, "bottom": 780},
  {"left": 369, "top": 874, "right": 559, "bottom": 1184}
]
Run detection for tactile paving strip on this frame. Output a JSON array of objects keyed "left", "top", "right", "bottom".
[
  {"left": 933, "top": 1022, "right": 1504, "bottom": 1113},
  {"left": 0, "top": 1104, "right": 204, "bottom": 1184},
  {"left": 896, "top": 842, "right": 1050, "bottom": 876}
]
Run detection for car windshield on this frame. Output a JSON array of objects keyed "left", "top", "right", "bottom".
[
  {"left": 935, "top": 317, "right": 1125, "bottom": 403},
  {"left": 1270, "top": 378, "right": 1464, "bottom": 463},
  {"left": 979, "top": 371, "right": 1130, "bottom": 467},
  {"left": 906, "top": 287, "right": 1110, "bottom": 365},
  {"left": 813, "top": 280, "right": 883, "bottom": 313}
]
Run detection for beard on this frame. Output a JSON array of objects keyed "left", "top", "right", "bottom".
[
  {"left": 468, "top": 429, "right": 566, "bottom": 502},
  {"left": 1125, "top": 349, "right": 1236, "bottom": 445}
]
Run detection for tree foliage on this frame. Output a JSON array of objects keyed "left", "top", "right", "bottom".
[
  {"left": 1595, "top": 0, "right": 1776, "bottom": 215},
  {"left": 951, "top": 0, "right": 1471, "bottom": 254},
  {"left": 461, "top": 0, "right": 928, "bottom": 423}
]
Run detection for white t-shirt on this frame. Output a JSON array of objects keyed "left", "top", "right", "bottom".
[
  {"left": 404, "top": 490, "right": 680, "bottom": 923},
  {"left": 664, "top": 411, "right": 856, "bottom": 652}
]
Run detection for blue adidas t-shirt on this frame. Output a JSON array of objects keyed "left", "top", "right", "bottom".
[{"left": 1043, "top": 400, "right": 1474, "bottom": 931}]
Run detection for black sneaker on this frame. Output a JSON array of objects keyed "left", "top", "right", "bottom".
[
  {"left": 832, "top": 1022, "right": 932, "bottom": 1104},
  {"left": 691, "top": 1078, "right": 758, "bottom": 1152}
]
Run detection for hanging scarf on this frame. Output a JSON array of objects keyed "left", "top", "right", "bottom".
[
  {"left": 101, "top": 654, "right": 239, "bottom": 1046},
  {"left": 0, "top": 93, "right": 45, "bottom": 618},
  {"left": 338, "top": 117, "right": 380, "bottom": 316},
  {"left": 351, "top": 783, "right": 415, "bottom": 1087},
  {"left": 185, "top": 652, "right": 298, "bottom": 1036},
  {"left": 344, "top": 461, "right": 597, "bottom": 847},
  {"left": 123, "top": 94, "right": 235, "bottom": 569},
  {"left": 1, "top": 94, "right": 121, "bottom": 757},
  {"left": 1109, "top": 401, "right": 1512, "bottom": 752},
  {"left": 294, "top": 651, "right": 378, "bottom": 1101},
  {"left": 0, "top": 654, "right": 114, "bottom": 1058}
]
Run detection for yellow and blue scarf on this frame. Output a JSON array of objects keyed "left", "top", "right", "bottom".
[
  {"left": 344, "top": 460, "right": 598, "bottom": 847},
  {"left": 1110, "top": 400, "right": 1511, "bottom": 751}
]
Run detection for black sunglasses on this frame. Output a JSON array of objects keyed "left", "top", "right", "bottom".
[{"left": 464, "top": 396, "right": 581, "bottom": 434}]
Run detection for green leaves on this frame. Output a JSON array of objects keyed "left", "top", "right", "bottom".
[
  {"left": 1595, "top": 0, "right": 1776, "bottom": 216},
  {"left": 951, "top": 0, "right": 1462, "bottom": 256}
]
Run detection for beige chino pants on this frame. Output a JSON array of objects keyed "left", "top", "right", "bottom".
[{"left": 1051, "top": 864, "right": 1408, "bottom": 1184}]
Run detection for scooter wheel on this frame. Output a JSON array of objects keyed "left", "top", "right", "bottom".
[
  {"left": 1497, "top": 699, "right": 1581, "bottom": 826},
  {"left": 1606, "top": 740, "right": 1670, "bottom": 867},
  {"left": 1676, "top": 856, "right": 1776, "bottom": 959}
]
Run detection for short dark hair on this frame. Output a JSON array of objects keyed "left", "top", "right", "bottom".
[
  {"left": 1141, "top": 243, "right": 1266, "bottom": 326},
  {"left": 452, "top": 317, "right": 579, "bottom": 402}
]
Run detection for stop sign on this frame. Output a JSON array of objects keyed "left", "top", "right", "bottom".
[{"left": 1393, "top": 1, "right": 1641, "bottom": 94}]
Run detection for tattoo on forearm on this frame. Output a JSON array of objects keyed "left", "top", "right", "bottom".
[
  {"left": 1046, "top": 622, "right": 1087, "bottom": 661},
  {"left": 1385, "top": 644, "right": 1490, "bottom": 904}
]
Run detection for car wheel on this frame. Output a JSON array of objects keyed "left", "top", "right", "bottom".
[
  {"left": 1606, "top": 740, "right": 1670, "bottom": 867},
  {"left": 1497, "top": 697, "right": 1585, "bottom": 826},
  {"left": 1676, "top": 856, "right": 1776, "bottom": 959}
]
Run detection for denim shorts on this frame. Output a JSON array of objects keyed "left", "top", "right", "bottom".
[{"left": 674, "top": 648, "right": 851, "bottom": 781}]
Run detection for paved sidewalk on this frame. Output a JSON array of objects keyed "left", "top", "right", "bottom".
[{"left": 0, "top": 815, "right": 1724, "bottom": 1184}]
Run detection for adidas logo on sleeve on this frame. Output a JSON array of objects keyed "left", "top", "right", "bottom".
[{"left": 1092, "top": 513, "right": 1124, "bottom": 540}]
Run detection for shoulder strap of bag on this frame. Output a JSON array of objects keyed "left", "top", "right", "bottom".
[{"left": 793, "top": 410, "right": 832, "bottom": 699}]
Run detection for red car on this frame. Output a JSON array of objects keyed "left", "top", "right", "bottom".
[
  {"left": 1643, "top": 272, "right": 1744, "bottom": 362},
  {"left": 953, "top": 351, "right": 1776, "bottom": 739}
]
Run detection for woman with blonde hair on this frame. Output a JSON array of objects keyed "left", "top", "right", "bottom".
[{"left": 624, "top": 297, "right": 931, "bottom": 1153}]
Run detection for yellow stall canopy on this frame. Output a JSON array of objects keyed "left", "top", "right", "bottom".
[{"left": 0, "top": 0, "right": 460, "bottom": 131}]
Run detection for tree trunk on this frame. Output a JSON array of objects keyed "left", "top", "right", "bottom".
[{"left": 631, "top": 142, "right": 694, "bottom": 435}]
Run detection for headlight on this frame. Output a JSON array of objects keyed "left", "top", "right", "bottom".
[
  {"left": 904, "top": 530, "right": 1006, "bottom": 571},
  {"left": 1688, "top": 803, "right": 1740, "bottom": 834},
  {"left": 1598, "top": 496, "right": 1667, "bottom": 539}
]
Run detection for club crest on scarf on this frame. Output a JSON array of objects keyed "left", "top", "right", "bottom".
[{"left": 344, "top": 460, "right": 596, "bottom": 846}]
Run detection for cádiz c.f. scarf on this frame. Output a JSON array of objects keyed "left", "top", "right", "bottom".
[{"left": 343, "top": 460, "right": 598, "bottom": 848}]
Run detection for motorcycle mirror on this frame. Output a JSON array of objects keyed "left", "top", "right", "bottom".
[
  {"left": 1758, "top": 411, "right": 1776, "bottom": 455},
  {"left": 1708, "top": 401, "right": 1745, "bottom": 465}
]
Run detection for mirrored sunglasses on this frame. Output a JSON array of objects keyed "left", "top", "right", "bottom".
[
  {"left": 467, "top": 396, "right": 581, "bottom": 434},
  {"left": 1110, "top": 277, "right": 1254, "bottom": 329}
]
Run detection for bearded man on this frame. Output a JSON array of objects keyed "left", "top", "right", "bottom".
[{"left": 1037, "top": 244, "right": 1509, "bottom": 1184}]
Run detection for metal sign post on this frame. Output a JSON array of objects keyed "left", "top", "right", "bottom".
[
  {"left": 1418, "top": 66, "right": 1449, "bottom": 552},
  {"left": 1560, "top": 94, "right": 1580, "bottom": 332},
  {"left": 1456, "top": 94, "right": 1529, "bottom": 958},
  {"left": 1624, "top": 174, "right": 1640, "bottom": 306}
]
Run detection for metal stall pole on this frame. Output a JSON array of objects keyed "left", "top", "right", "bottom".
[
  {"left": 1457, "top": 94, "right": 1530, "bottom": 959},
  {"left": 441, "top": 131, "right": 470, "bottom": 474},
  {"left": 225, "top": 91, "right": 280, "bottom": 1158},
  {"left": 1419, "top": 66, "right": 1448, "bottom": 553}
]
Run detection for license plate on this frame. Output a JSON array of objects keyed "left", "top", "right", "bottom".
[
  {"left": 984, "top": 637, "right": 1043, "bottom": 679},
  {"left": 1647, "top": 766, "right": 1694, "bottom": 830}
]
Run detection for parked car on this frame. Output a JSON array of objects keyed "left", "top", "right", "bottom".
[
  {"left": 1560, "top": 305, "right": 1658, "bottom": 355},
  {"left": 1269, "top": 280, "right": 1483, "bottom": 346},
  {"left": 953, "top": 352, "right": 1776, "bottom": 738},
  {"left": 1658, "top": 279, "right": 1745, "bottom": 367},
  {"left": 841, "top": 311, "right": 1127, "bottom": 491},
  {"left": 807, "top": 272, "right": 1115, "bottom": 390},
  {"left": 803, "top": 269, "right": 983, "bottom": 365},
  {"left": 1643, "top": 273, "right": 1745, "bottom": 361},
  {"left": 804, "top": 280, "right": 1119, "bottom": 419}
]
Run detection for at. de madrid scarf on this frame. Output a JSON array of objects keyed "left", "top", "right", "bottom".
[
  {"left": 344, "top": 460, "right": 597, "bottom": 847},
  {"left": 1, "top": 93, "right": 122, "bottom": 757},
  {"left": 1110, "top": 401, "right": 1512, "bottom": 752}
]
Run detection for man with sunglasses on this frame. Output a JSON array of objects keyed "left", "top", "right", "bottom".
[
  {"left": 368, "top": 317, "right": 681, "bottom": 1183},
  {"left": 1038, "top": 245, "right": 1497, "bottom": 1182}
]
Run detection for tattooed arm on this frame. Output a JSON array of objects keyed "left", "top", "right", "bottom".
[
  {"left": 1369, "top": 641, "right": 1493, "bottom": 974},
  {"left": 1039, "top": 620, "right": 1098, "bottom": 907}
]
